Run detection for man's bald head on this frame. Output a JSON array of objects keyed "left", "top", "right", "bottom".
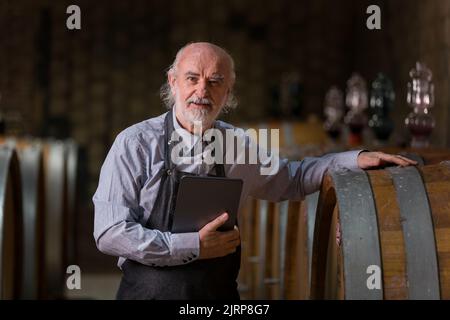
[
  {"left": 170, "top": 42, "right": 236, "bottom": 85},
  {"left": 161, "top": 42, "right": 237, "bottom": 112}
]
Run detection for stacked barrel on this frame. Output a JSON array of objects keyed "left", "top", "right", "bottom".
[
  {"left": 0, "top": 138, "right": 78, "bottom": 300},
  {"left": 0, "top": 146, "right": 22, "bottom": 299},
  {"left": 237, "top": 119, "right": 329, "bottom": 300},
  {"left": 236, "top": 122, "right": 450, "bottom": 300}
]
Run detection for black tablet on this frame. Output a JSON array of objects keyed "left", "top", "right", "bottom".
[{"left": 171, "top": 175, "right": 243, "bottom": 233}]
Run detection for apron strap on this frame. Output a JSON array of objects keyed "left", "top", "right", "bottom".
[{"left": 163, "top": 109, "right": 175, "bottom": 171}]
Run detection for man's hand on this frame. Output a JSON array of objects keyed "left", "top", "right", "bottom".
[
  {"left": 357, "top": 151, "right": 418, "bottom": 169},
  {"left": 198, "top": 212, "right": 240, "bottom": 260}
]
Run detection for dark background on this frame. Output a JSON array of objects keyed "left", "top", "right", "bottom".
[{"left": 1, "top": 0, "right": 449, "bottom": 286}]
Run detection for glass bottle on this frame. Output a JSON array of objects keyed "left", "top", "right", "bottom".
[
  {"left": 344, "top": 73, "right": 368, "bottom": 146},
  {"left": 405, "top": 62, "right": 435, "bottom": 148},
  {"left": 323, "top": 86, "right": 344, "bottom": 143},
  {"left": 368, "top": 73, "right": 395, "bottom": 144}
]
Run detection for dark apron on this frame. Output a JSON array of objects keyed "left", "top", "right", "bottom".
[{"left": 116, "top": 110, "right": 241, "bottom": 300}]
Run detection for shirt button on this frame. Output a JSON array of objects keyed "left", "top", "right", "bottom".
[{"left": 183, "top": 259, "right": 188, "bottom": 263}]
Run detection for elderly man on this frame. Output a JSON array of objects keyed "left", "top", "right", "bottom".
[{"left": 93, "top": 42, "right": 416, "bottom": 300}]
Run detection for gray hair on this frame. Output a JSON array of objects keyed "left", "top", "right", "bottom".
[{"left": 160, "top": 43, "right": 238, "bottom": 113}]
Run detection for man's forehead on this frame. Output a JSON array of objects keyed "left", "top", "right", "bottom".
[{"left": 177, "top": 46, "right": 231, "bottom": 75}]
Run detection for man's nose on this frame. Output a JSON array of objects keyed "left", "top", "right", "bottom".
[{"left": 195, "top": 79, "right": 209, "bottom": 97}]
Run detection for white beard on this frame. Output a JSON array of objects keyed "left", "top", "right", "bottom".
[
  {"left": 182, "top": 106, "right": 212, "bottom": 125},
  {"left": 174, "top": 92, "right": 217, "bottom": 128}
]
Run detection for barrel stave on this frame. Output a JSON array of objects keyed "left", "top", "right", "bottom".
[
  {"left": 420, "top": 163, "right": 450, "bottom": 299},
  {"left": 367, "top": 170, "right": 408, "bottom": 299},
  {"left": 0, "top": 148, "right": 23, "bottom": 300}
]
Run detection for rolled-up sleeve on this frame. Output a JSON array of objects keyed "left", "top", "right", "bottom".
[{"left": 92, "top": 132, "right": 200, "bottom": 267}]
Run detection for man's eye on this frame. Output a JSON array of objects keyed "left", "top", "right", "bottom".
[
  {"left": 209, "top": 80, "right": 220, "bottom": 86},
  {"left": 187, "top": 77, "right": 197, "bottom": 82}
]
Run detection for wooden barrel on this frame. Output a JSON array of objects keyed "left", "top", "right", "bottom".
[
  {"left": 64, "top": 140, "right": 78, "bottom": 266},
  {"left": 269, "top": 200, "right": 303, "bottom": 300},
  {"left": 235, "top": 144, "right": 333, "bottom": 300},
  {"left": 250, "top": 199, "right": 273, "bottom": 299},
  {"left": 237, "top": 198, "right": 280, "bottom": 299},
  {"left": 310, "top": 161, "right": 450, "bottom": 299},
  {"left": 0, "top": 146, "right": 23, "bottom": 299},
  {"left": 266, "top": 193, "right": 319, "bottom": 300},
  {"left": 236, "top": 120, "right": 328, "bottom": 160},
  {"left": 0, "top": 139, "right": 47, "bottom": 299},
  {"left": 16, "top": 142, "right": 46, "bottom": 299},
  {"left": 264, "top": 200, "right": 289, "bottom": 299},
  {"left": 282, "top": 193, "right": 319, "bottom": 300},
  {"left": 42, "top": 140, "right": 68, "bottom": 299},
  {"left": 239, "top": 199, "right": 301, "bottom": 300},
  {"left": 42, "top": 139, "right": 79, "bottom": 298},
  {"left": 0, "top": 137, "right": 79, "bottom": 299},
  {"left": 292, "top": 150, "right": 446, "bottom": 300},
  {"left": 237, "top": 197, "right": 254, "bottom": 299}
]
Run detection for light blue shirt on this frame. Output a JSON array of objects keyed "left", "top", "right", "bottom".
[{"left": 93, "top": 110, "right": 361, "bottom": 269}]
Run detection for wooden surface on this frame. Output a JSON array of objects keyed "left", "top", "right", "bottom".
[
  {"left": 0, "top": 137, "right": 78, "bottom": 299},
  {"left": 0, "top": 147, "right": 23, "bottom": 299},
  {"left": 283, "top": 201, "right": 307, "bottom": 299},
  {"left": 17, "top": 143, "right": 46, "bottom": 299},
  {"left": 42, "top": 141, "right": 67, "bottom": 299},
  {"left": 237, "top": 197, "right": 253, "bottom": 299},
  {"left": 266, "top": 201, "right": 280, "bottom": 299},
  {"left": 369, "top": 170, "right": 408, "bottom": 299},
  {"left": 311, "top": 162, "right": 450, "bottom": 299}
]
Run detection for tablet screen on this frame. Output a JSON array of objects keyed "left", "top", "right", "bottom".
[{"left": 171, "top": 176, "right": 243, "bottom": 233}]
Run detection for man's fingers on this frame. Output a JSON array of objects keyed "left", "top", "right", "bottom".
[
  {"left": 376, "top": 152, "right": 417, "bottom": 167},
  {"left": 396, "top": 155, "right": 419, "bottom": 165},
  {"left": 222, "top": 238, "right": 240, "bottom": 251},
  {"left": 384, "top": 154, "right": 409, "bottom": 166},
  {"left": 359, "top": 151, "right": 419, "bottom": 170},
  {"left": 205, "top": 240, "right": 239, "bottom": 259},
  {"left": 223, "top": 240, "right": 241, "bottom": 251},
  {"left": 219, "top": 228, "right": 240, "bottom": 242},
  {"left": 388, "top": 154, "right": 414, "bottom": 166},
  {"left": 204, "top": 212, "right": 229, "bottom": 232}
]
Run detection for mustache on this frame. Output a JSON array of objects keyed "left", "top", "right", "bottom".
[{"left": 186, "top": 97, "right": 213, "bottom": 106}]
